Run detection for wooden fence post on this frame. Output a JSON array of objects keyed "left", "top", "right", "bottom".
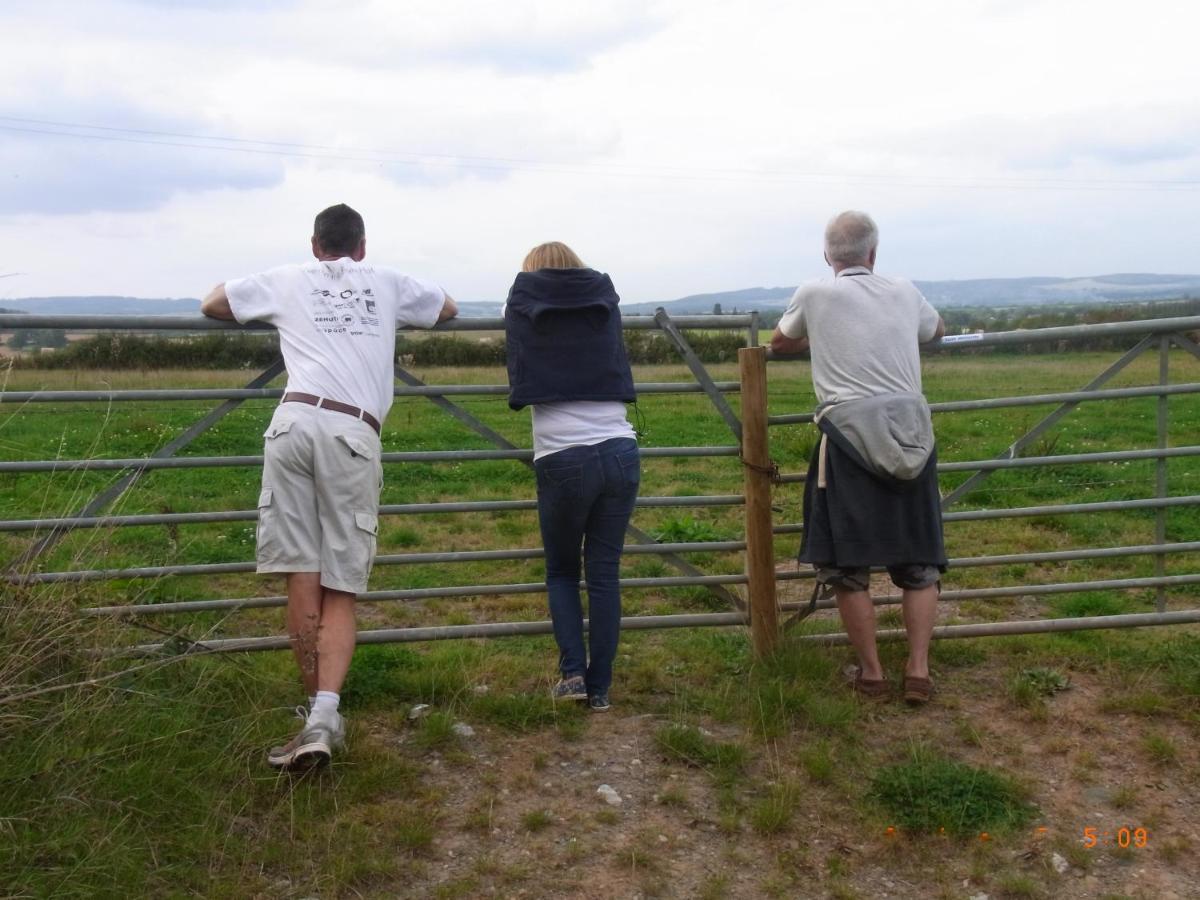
[{"left": 739, "top": 346, "right": 779, "bottom": 656}]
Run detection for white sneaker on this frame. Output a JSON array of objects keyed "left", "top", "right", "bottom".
[
  {"left": 267, "top": 706, "right": 309, "bottom": 769},
  {"left": 291, "top": 712, "right": 346, "bottom": 768}
]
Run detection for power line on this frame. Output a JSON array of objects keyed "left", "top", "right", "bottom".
[{"left": 2, "top": 114, "right": 1198, "bottom": 193}]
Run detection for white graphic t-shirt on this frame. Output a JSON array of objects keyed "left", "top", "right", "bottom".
[{"left": 226, "top": 258, "right": 445, "bottom": 421}]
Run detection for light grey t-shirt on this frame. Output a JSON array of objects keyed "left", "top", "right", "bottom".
[{"left": 777, "top": 266, "right": 941, "bottom": 405}]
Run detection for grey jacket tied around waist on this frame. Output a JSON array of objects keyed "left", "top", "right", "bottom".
[{"left": 814, "top": 392, "right": 934, "bottom": 483}]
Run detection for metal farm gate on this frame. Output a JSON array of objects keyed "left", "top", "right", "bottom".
[{"left": 2, "top": 311, "right": 1199, "bottom": 656}]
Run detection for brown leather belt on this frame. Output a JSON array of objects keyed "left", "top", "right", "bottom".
[{"left": 282, "top": 392, "right": 382, "bottom": 435}]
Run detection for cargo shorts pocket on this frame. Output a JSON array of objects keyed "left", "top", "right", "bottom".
[
  {"left": 350, "top": 510, "right": 379, "bottom": 578},
  {"left": 263, "top": 420, "right": 294, "bottom": 440},
  {"left": 336, "top": 433, "right": 375, "bottom": 460},
  {"left": 256, "top": 488, "right": 277, "bottom": 557}
]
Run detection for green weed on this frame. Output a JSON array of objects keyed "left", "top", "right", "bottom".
[{"left": 868, "top": 744, "right": 1036, "bottom": 837}]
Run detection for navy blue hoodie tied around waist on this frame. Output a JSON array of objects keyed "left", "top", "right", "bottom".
[{"left": 504, "top": 268, "right": 637, "bottom": 411}]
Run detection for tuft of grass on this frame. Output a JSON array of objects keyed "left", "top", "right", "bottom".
[
  {"left": 1100, "top": 691, "right": 1174, "bottom": 717},
  {"left": 1142, "top": 731, "right": 1178, "bottom": 765},
  {"left": 1110, "top": 784, "right": 1138, "bottom": 810},
  {"left": 470, "top": 691, "right": 562, "bottom": 732},
  {"left": 868, "top": 744, "right": 1036, "bottom": 837},
  {"left": 595, "top": 809, "right": 620, "bottom": 826},
  {"left": 955, "top": 718, "right": 986, "bottom": 748},
  {"left": 520, "top": 810, "right": 553, "bottom": 833},
  {"left": 658, "top": 785, "right": 689, "bottom": 807},
  {"left": 995, "top": 872, "right": 1046, "bottom": 898},
  {"left": 799, "top": 740, "right": 836, "bottom": 784},
  {"left": 395, "top": 812, "right": 437, "bottom": 855},
  {"left": 750, "top": 779, "right": 802, "bottom": 834},
  {"left": 655, "top": 724, "right": 747, "bottom": 783},
  {"left": 698, "top": 873, "right": 732, "bottom": 900},
  {"left": 412, "top": 710, "right": 458, "bottom": 751}
]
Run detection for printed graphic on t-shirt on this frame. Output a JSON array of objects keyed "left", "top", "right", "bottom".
[{"left": 308, "top": 285, "right": 381, "bottom": 336}]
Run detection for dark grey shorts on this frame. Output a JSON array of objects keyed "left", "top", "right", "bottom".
[{"left": 815, "top": 563, "right": 941, "bottom": 592}]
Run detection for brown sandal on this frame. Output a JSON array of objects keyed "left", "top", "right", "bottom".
[
  {"left": 903, "top": 676, "right": 934, "bottom": 705},
  {"left": 853, "top": 668, "right": 891, "bottom": 701}
]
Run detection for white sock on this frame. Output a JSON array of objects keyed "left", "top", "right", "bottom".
[
  {"left": 308, "top": 691, "right": 340, "bottom": 725},
  {"left": 308, "top": 694, "right": 317, "bottom": 710}
]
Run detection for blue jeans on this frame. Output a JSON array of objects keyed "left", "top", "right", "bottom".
[{"left": 534, "top": 437, "right": 640, "bottom": 695}]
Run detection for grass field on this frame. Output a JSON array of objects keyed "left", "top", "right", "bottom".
[{"left": 2, "top": 351, "right": 1199, "bottom": 898}]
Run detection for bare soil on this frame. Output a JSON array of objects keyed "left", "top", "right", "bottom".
[{"left": 349, "top": 644, "right": 1200, "bottom": 900}]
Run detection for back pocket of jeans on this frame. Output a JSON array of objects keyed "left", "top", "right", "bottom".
[
  {"left": 617, "top": 447, "right": 641, "bottom": 488},
  {"left": 536, "top": 462, "right": 583, "bottom": 499}
]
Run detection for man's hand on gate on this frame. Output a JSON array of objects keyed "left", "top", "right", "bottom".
[
  {"left": 770, "top": 326, "right": 809, "bottom": 356},
  {"left": 200, "top": 283, "right": 235, "bottom": 320}
]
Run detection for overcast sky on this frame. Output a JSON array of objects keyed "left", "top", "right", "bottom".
[{"left": 2, "top": 0, "right": 1198, "bottom": 304}]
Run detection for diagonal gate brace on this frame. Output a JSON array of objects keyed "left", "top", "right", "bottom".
[
  {"left": 653, "top": 308, "right": 743, "bottom": 442},
  {"left": 11, "top": 359, "right": 286, "bottom": 571}
]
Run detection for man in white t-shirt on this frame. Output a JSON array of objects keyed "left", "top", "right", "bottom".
[
  {"left": 771, "top": 210, "right": 946, "bottom": 706},
  {"left": 201, "top": 203, "right": 457, "bottom": 767}
]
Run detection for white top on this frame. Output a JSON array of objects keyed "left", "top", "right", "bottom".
[
  {"left": 777, "top": 266, "right": 940, "bottom": 405},
  {"left": 226, "top": 258, "right": 446, "bottom": 421},
  {"left": 531, "top": 401, "right": 636, "bottom": 461}
]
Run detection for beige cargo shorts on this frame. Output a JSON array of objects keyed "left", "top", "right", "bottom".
[{"left": 255, "top": 402, "right": 383, "bottom": 595}]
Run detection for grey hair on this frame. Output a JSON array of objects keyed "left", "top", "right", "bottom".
[{"left": 824, "top": 210, "right": 879, "bottom": 266}]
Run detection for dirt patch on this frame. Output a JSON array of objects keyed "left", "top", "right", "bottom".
[{"left": 349, "top": 653, "right": 1200, "bottom": 899}]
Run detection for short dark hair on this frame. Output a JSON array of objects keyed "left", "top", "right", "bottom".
[{"left": 313, "top": 204, "right": 365, "bottom": 256}]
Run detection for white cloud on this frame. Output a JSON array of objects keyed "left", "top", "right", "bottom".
[{"left": 1, "top": 0, "right": 1198, "bottom": 300}]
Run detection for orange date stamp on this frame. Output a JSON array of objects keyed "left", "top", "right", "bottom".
[
  {"left": 881, "top": 825, "right": 1150, "bottom": 848},
  {"left": 1082, "top": 826, "right": 1149, "bottom": 849}
]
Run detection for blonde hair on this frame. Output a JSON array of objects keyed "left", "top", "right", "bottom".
[{"left": 521, "top": 241, "right": 585, "bottom": 272}]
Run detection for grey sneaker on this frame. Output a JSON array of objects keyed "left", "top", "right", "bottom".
[
  {"left": 588, "top": 691, "right": 611, "bottom": 712},
  {"left": 290, "top": 712, "right": 346, "bottom": 769},
  {"left": 267, "top": 706, "right": 309, "bottom": 769},
  {"left": 551, "top": 676, "right": 588, "bottom": 702}
]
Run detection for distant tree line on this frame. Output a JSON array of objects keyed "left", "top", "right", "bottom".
[
  {"left": 11, "top": 297, "right": 1198, "bottom": 369},
  {"left": 7, "top": 329, "right": 68, "bottom": 351},
  {"left": 15, "top": 330, "right": 749, "bottom": 370}
]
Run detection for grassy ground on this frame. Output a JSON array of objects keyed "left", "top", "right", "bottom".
[{"left": 2, "top": 352, "right": 1199, "bottom": 898}]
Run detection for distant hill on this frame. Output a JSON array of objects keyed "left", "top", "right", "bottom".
[
  {"left": 4, "top": 273, "right": 1199, "bottom": 319},
  {"left": 620, "top": 273, "right": 1200, "bottom": 315}
]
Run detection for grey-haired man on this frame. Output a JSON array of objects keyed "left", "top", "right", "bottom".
[{"left": 771, "top": 210, "right": 946, "bottom": 704}]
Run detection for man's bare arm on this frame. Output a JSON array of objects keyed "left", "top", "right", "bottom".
[
  {"left": 200, "top": 283, "right": 235, "bottom": 320},
  {"left": 922, "top": 316, "right": 946, "bottom": 344},
  {"left": 770, "top": 326, "right": 809, "bottom": 355},
  {"left": 437, "top": 293, "right": 458, "bottom": 323}
]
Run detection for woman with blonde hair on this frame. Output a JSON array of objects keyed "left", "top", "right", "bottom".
[{"left": 504, "top": 242, "right": 640, "bottom": 711}]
